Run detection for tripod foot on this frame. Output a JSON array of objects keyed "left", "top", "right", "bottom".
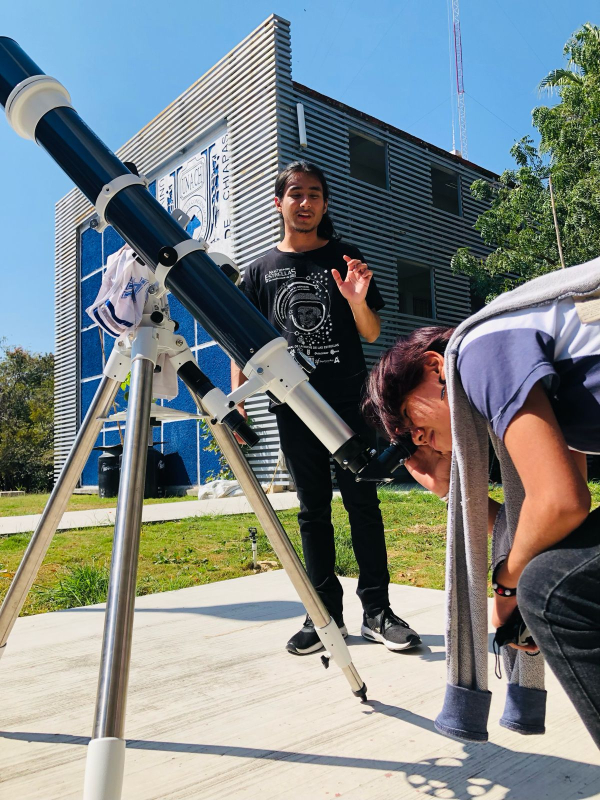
[
  {"left": 83, "top": 737, "right": 126, "bottom": 800},
  {"left": 0, "top": 643, "right": 6, "bottom": 663},
  {"left": 353, "top": 683, "right": 368, "bottom": 702}
]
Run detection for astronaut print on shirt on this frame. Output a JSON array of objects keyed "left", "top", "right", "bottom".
[
  {"left": 272, "top": 269, "right": 341, "bottom": 367},
  {"left": 240, "top": 240, "right": 385, "bottom": 401}
]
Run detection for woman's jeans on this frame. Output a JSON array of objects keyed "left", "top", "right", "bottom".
[{"left": 519, "top": 506, "right": 600, "bottom": 748}]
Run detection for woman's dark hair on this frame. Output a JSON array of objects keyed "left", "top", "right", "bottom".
[
  {"left": 362, "top": 326, "right": 455, "bottom": 442},
  {"left": 274, "top": 161, "right": 338, "bottom": 240}
]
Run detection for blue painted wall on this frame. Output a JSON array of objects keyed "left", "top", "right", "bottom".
[{"left": 78, "top": 199, "right": 230, "bottom": 488}]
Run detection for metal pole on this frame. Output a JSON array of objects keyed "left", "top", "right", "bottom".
[
  {"left": 83, "top": 357, "right": 154, "bottom": 800},
  {"left": 209, "top": 418, "right": 329, "bottom": 626},
  {"left": 92, "top": 358, "right": 154, "bottom": 738},
  {"left": 0, "top": 375, "right": 120, "bottom": 656},
  {"left": 202, "top": 413, "right": 367, "bottom": 700},
  {"left": 549, "top": 175, "right": 566, "bottom": 269}
]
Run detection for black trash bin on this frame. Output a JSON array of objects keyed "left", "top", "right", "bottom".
[
  {"left": 145, "top": 447, "right": 166, "bottom": 498},
  {"left": 94, "top": 444, "right": 123, "bottom": 498},
  {"left": 118, "top": 446, "right": 166, "bottom": 499}
]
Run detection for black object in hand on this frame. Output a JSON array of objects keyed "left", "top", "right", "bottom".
[{"left": 494, "top": 607, "right": 536, "bottom": 649}]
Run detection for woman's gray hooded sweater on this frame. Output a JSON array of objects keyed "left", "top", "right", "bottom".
[{"left": 435, "top": 256, "right": 600, "bottom": 742}]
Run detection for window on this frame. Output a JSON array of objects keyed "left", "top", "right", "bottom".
[
  {"left": 349, "top": 131, "right": 388, "bottom": 188},
  {"left": 397, "top": 259, "right": 434, "bottom": 318},
  {"left": 431, "top": 165, "right": 461, "bottom": 215}
]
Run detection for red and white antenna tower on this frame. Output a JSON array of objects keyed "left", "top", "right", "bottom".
[{"left": 449, "top": 0, "right": 468, "bottom": 159}]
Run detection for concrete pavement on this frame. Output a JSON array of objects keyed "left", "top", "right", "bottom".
[
  {"left": 1, "top": 572, "right": 598, "bottom": 799},
  {"left": 0, "top": 491, "right": 327, "bottom": 536}
]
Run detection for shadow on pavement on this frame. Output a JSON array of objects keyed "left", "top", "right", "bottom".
[{"left": 2, "top": 704, "right": 598, "bottom": 800}]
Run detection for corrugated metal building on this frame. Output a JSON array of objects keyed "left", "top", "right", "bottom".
[{"left": 54, "top": 14, "right": 494, "bottom": 489}]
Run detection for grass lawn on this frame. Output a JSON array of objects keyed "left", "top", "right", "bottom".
[
  {"left": 0, "top": 488, "right": 449, "bottom": 616},
  {"left": 2, "top": 484, "right": 598, "bottom": 617}
]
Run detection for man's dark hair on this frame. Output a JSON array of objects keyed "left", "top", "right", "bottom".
[
  {"left": 274, "top": 161, "right": 338, "bottom": 239},
  {"left": 361, "top": 326, "right": 455, "bottom": 442}
]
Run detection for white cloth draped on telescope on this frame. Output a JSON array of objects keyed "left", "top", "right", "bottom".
[
  {"left": 86, "top": 244, "right": 179, "bottom": 400},
  {"left": 86, "top": 244, "right": 154, "bottom": 336}
]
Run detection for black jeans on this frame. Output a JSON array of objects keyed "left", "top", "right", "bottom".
[
  {"left": 519, "top": 507, "right": 600, "bottom": 748},
  {"left": 274, "top": 400, "right": 390, "bottom": 622}
]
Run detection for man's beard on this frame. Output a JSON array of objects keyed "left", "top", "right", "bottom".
[{"left": 289, "top": 221, "right": 319, "bottom": 234}]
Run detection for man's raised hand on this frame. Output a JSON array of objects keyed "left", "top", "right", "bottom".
[{"left": 331, "top": 255, "right": 373, "bottom": 306}]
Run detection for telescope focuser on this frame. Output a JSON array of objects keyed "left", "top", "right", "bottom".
[{"left": 332, "top": 435, "right": 375, "bottom": 474}]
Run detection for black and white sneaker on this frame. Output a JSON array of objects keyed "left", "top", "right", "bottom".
[
  {"left": 286, "top": 614, "right": 348, "bottom": 656},
  {"left": 361, "top": 608, "right": 421, "bottom": 651}
]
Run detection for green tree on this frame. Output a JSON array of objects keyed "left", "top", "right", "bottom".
[
  {"left": 0, "top": 343, "right": 54, "bottom": 492},
  {"left": 453, "top": 23, "right": 600, "bottom": 301}
]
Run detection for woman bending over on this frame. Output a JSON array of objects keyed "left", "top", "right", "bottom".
[{"left": 363, "top": 262, "right": 600, "bottom": 746}]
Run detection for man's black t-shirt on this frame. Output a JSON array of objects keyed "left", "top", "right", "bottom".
[{"left": 240, "top": 239, "right": 385, "bottom": 402}]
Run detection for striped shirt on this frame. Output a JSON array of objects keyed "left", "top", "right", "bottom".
[{"left": 457, "top": 297, "right": 600, "bottom": 453}]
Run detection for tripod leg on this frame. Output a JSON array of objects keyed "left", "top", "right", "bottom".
[
  {"left": 0, "top": 375, "right": 121, "bottom": 660},
  {"left": 193, "top": 395, "right": 367, "bottom": 701},
  {"left": 83, "top": 356, "right": 154, "bottom": 800}
]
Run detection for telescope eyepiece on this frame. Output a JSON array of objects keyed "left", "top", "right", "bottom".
[{"left": 354, "top": 436, "right": 417, "bottom": 483}]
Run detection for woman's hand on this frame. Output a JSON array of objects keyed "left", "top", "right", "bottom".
[
  {"left": 491, "top": 593, "right": 518, "bottom": 630},
  {"left": 491, "top": 562, "right": 539, "bottom": 652},
  {"left": 491, "top": 561, "right": 520, "bottom": 633},
  {"left": 491, "top": 595, "right": 539, "bottom": 652},
  {"left": 404, "top": 444, "right": 450, "bottom": 498}
]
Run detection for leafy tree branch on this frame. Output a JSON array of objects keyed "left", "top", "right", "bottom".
[{"left": 453, "top": 23, "right": 600, "bottom": 301}]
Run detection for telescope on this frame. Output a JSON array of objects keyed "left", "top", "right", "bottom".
[
  {"left": 0, "top": 38, "right": 374, "bottom": 474},
  {"left": 0, "top": 36, "right": 411, "bottom": 800}
]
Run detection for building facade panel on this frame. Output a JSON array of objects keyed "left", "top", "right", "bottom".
[{"left": 288, "top": 84, "right": 493, "bottom": 356}]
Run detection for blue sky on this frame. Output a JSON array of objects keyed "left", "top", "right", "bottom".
[{"left": 1, "top": 0, "right": 597, "bottom": 352}]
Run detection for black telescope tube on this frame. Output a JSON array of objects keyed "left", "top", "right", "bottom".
[
  {"left": 0, "top": 38, "right": 42, "bottom": 103},
  {"left": 0, "top": 37, "right": 278, "bottom": 367},
  {"left": 36, "top": 108, "right": 130, "bottom": 204},
  {"left": 0, "top": 37, "right": 374, "bottom": 471}
]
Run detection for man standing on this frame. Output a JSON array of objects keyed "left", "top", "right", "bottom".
[{"left": 231, "top": 161, "right": 421, "bottom": 655}]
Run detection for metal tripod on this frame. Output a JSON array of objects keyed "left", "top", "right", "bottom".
[{"left": 0, "top": 294, "right": 366, "bottom": 800}]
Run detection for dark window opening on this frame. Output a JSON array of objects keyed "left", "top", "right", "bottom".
[
  {"left": 431, "top": 165, "right": 461, "bottom": 215},
  {"left": 397, "top": 259, "right": 434, "bottom": 318},
  {"left": 349, "top": 131, "right": 388, "bottom": 188},
  {"left": 470, "top": 279, "right": 486, "bottom": 314}
]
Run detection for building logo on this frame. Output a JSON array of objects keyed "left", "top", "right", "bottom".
[{"left": 155, "top": 127, "right": 232, "bottom": 258}]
